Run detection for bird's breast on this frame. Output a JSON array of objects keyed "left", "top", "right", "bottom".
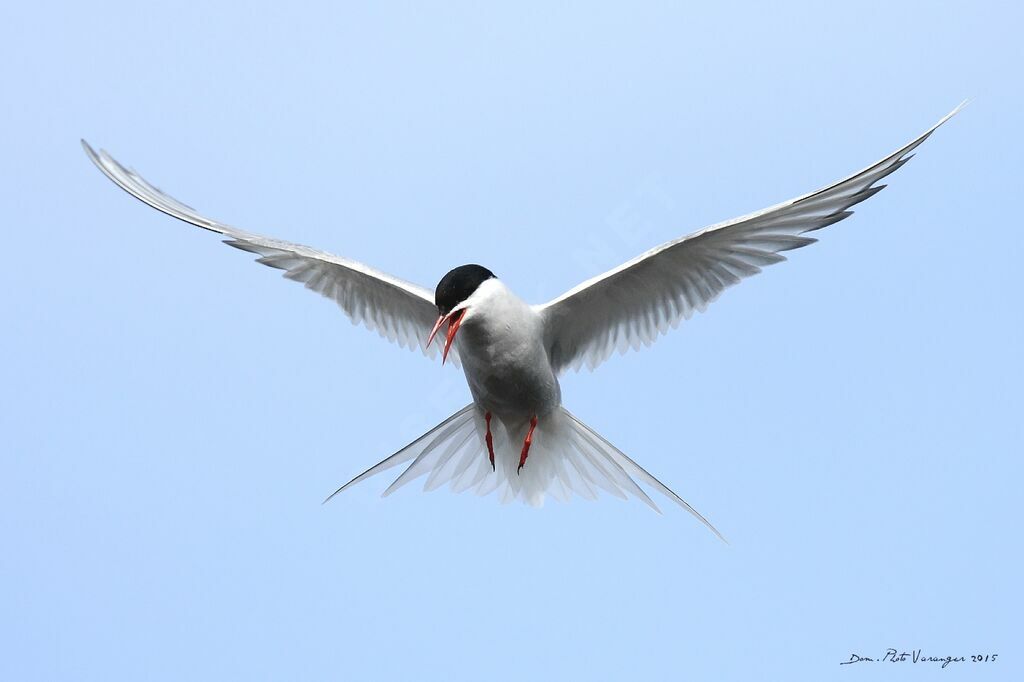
[{"left": 455, "top": 305, "right": 560, "bottom": 418}]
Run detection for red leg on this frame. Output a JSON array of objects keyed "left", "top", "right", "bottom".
[
  {"left": 517, "top": 415, "right": 538, "bottom": 474},
  {"left": 484, "top": 411, "right": 495, "bottom": 471}
]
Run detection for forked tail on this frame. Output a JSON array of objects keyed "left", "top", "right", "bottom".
[{"left": 325, "top": 404, "right": 725, "bottom": 541}]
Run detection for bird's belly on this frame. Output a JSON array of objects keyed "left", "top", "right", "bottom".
[{"left": 456, "top": 326, "right": 561, "bottom": 418}]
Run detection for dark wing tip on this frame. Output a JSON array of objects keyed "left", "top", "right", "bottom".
[{"left": 81, "top": 139, "right": 103, "bottom": 166}]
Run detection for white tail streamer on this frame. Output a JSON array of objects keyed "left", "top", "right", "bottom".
[{"left": 325, "top": 405, "right": 725, "bottom": 541}]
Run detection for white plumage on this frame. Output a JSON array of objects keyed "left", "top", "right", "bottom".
[
  {"left": 537, "top": 104, "right": 964, "bottom": 373},
  {"left": 323, "top": 405, "right": 722, "bottom": 540},
  {"left": 81, "top": 144, "right": 453, "bottom": 363},
  {"left": 83, "top": 104, "right": 961, "bottom": 540}
]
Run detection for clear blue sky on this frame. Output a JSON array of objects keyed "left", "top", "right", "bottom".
[{"left": 2, "top": 2, "right": 1020, "bottom": 680}]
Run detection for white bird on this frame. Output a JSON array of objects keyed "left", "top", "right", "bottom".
[{"left": 83, "top": 105, "right": 960, "bottom": 540}]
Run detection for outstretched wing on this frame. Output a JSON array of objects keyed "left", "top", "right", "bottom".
[
  {"left": 82, "top": 141, "right": 454, "bottom": 362},
  {"left": 537, "top": 105, "right": 963, "bottom": 373}
]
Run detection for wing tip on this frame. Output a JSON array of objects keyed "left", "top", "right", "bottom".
[
  {"left": 944, "top": 99, "right": 970, "bottom": 123},
  {"left": 81, "top": 138, "right": 106, "bottom": 170},
  {"left": 322, "top": 474, "right": 362, "bottom": 504},
  {"left": 923, "top": 100, "right": 967, "bottom": 139}
]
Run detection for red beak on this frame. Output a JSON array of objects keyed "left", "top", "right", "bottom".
[{"left": 426, "top": 309, "right": 467, "bottom": 365}]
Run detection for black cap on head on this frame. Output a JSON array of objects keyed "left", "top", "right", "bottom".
[{"left": 434, "top": 264, "right": 495, "bottom": 315}]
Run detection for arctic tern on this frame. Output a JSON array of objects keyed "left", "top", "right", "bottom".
[{"left": 83, "top": 105, "right": 960, "bottom": 540}]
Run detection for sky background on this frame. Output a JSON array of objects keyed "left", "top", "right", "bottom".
[{"left": 2, "top": 2, "right": 1021, "bottom": 680}]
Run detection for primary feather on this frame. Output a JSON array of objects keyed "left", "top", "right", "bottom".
[
  {"left": 81, "top": 141, "right": 456, "bottom": 363},
  {"left": 538, "top": 104, "right": 964, "bottom": 373}
]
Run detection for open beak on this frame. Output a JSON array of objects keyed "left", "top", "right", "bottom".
[{"left": 426, "top": 309, "right": 467, "bottom": 365}]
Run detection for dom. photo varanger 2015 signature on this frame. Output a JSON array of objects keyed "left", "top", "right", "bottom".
[{"left": 840, "top": 649, "right": 998, "bottom": 669}]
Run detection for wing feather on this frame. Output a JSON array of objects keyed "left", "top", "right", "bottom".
[
  {"left": 82, "top": 141, "right": 454, "bottom": 363},
  {"left": 538, "top": 105, "right": 963, "bottom": 373}
]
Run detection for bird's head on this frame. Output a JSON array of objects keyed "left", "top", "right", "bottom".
[{"left": 427, "top": 264, "right": 496, "bottom": 364}]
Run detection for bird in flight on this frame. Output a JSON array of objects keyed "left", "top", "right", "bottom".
[{"left": 84, "top": 105, "right": 960, "bottom": 540}]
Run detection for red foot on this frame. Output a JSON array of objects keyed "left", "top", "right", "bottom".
[
  {"left": 517, "top": 415, "right": 538, "bottom": 475},
  {"left": 484, "top": 411, "right": 495, "bottom": 471}
]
